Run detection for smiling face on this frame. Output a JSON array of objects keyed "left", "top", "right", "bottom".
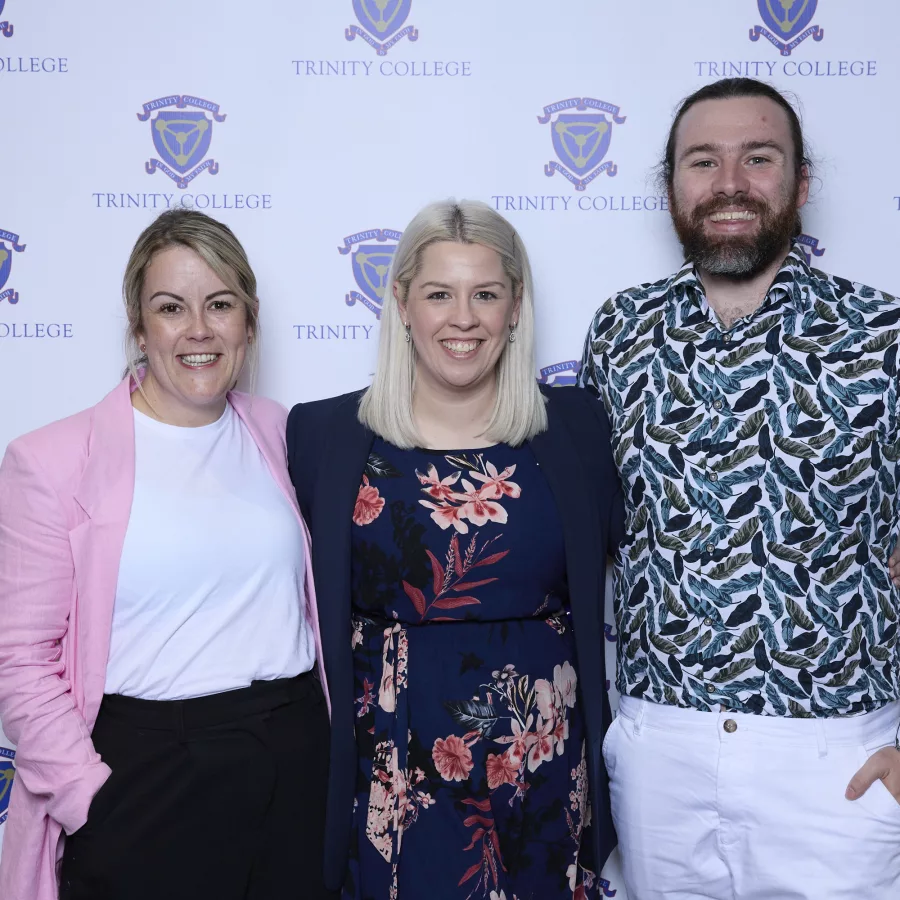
[
  {"left": 398, "top": 241, "right": 520, "bottom": 399},
  {"left": 136, "top": 245, "right": 253, "bottom": 425},
  {"left": 670, "top": 95, "right": 809, "bottom": 277}
]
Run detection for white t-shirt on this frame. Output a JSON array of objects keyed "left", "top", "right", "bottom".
[{"left": 105, "top": 402, "right": 315, "bottom": 700}]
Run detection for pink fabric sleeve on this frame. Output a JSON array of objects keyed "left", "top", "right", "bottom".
[{"left": 0, "top": 441, "right": 110, "bottom": 834}]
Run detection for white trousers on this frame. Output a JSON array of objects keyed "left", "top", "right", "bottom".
[{"left": 604, "top": 696, "right": 900, "bottom": 900}]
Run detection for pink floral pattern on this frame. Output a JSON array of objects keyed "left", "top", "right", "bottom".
[
  {"left": 348, "top": 442, "right": 596, "bottom": 899},
  {"left": 447, "top": 658, "right": 578, "bottom": 790},
  {"left": 354, "top": 474, "right": 385, "bottom": 526},
  {"left": 566, "top": 744, "right": 597, "bottom": 899},
  {"left": 417, "top": 463, "right": 462, "bottom": 501},
  {"left": 417, "top": 458, "right": 521, "bottom": 534},
  {"left": 365, "top": 740, "right": 434, "bottom": 865},
  {"left": 485, "top": 752, "right": 519, "bottom": 790},
  {"left": 401, "top": 531, "right": 508, "bottom": 624},
  {"left": 432, "top": 734, "right": 476, "bottom": 782}
]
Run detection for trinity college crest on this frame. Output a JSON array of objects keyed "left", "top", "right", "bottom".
[
  {"left": 338, "top": 228, "right": 403, "bottom": 318},
  {"left": 750, "top": 0, "right": 824, "bottom": 56},
  {"left": 539, "top": 98, "right": 626, "bottom": 191},
  {"left": 0, "top": 229, "right": 26, "bottom": 305},
  {"left": 346, "top": 0, "right": 418, "bottom": 56},
  {"left": 137, "top": 95, "right": 227, "bottom": 189}
]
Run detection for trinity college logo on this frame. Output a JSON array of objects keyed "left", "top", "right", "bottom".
[
  {"left": 796, "top": 232, "right": 826, "bottom": 265},
  {"left": 137, "top": 96, "right": 227, "bottom": 189},
  {"left": 0, "top": 747, "right": 15, "bottom": 826},
  {"left": 539, "top": 98, "right": 626, "bottom": 191},
  {"left": 346, "top": 0, "right": 418, "bottom": 56},
  {"left": 0, "top": 0, "right": 12, "bottom": 38},
  {"left": 338, "top": 228, "right": 403, "bottom": 318},
  {"left": 538, "top": 360, "right": 580, "bottom": 387},
  {"left": 0, "top": 229, "right": 26, "bottom": 305},
  {"left": 750, "top": 0, "right": 824, "bottom": 56}
]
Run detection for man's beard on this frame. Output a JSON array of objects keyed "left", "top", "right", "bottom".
[{"left": 670, "top": 185, "right": 800, "bottom": 278}]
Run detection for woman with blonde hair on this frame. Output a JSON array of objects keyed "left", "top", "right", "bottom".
[
  {"left": 0, "top": 208, "right": 334, "bottom": 900},
  {"left": 288, "top": 200, "right": 623, "bottom": 898}
]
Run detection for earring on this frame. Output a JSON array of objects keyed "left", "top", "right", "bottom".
[
  {"left": 404, "top": 323, "right": 411, "bottom": 343},
  {"left": 508, "top": 324, "right": 517, "bottom": 343},
  {"left": 139, "top": 343, "right": 146, "bottom": 353}
]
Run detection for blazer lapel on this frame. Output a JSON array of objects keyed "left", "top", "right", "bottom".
[
  {"left": 70, "top": 377, "right": 136, "bottom": 727},
  {"left": 529, "top": 402, "right": 607, "bottom": 743},
  {"left": 314, "top": 397, "right": 374, "bottom": 716},
  {"left": 230, "top": 393, "right": 295, "bottom": 505}
]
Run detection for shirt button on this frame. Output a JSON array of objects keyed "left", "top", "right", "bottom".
[
  {"left": 709, "top": 472, "right": 718, "bottom": 482},
  {"left": 703, "top": 617, "right": 713, "bottom": 626},
  {"left": 723, "top": 334, "right": 731, "bottom": 343},
  {"left": 705, "top": 543, "right": 716, "bottom": 554},
  {"left": 713, "top": 399, "right": 724, "bottom": 411},
  {"left": 723, "top": 719, "right": 738, "bottom": 734},
  {"left": 705, "top": 682, "right": 716, "bottom": 692}
]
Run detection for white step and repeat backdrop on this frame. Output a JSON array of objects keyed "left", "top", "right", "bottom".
[{"left": 1, "top": 1, "right": 898, "bottom": 894}]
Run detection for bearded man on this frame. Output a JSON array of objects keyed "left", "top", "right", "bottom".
[{"left": 579, "top": 78, "right": 900, "bottom": 899}]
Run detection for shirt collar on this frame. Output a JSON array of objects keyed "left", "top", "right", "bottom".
[{"left": 673, "top": 242, "right": 813, "bottom": 321}]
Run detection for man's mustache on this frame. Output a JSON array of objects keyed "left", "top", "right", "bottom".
[{"left": 688, "top": 195, "right": 769, "bottom": 223}]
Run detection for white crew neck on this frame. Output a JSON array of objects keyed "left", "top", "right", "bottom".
[{"left": 133, "top": 401, "right": 232, "bottom": 438}]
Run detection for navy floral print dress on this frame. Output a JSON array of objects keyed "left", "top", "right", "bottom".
[{"left": 346, "top": 438, "right": 599, "bottom": 900}]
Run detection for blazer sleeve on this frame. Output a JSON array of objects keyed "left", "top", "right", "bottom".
[
  {"left": 0, "top": 441, "right": 111, "bottom": 835},
  {"left": 287, "top": 402, "right": 318, "bottom": 522}
]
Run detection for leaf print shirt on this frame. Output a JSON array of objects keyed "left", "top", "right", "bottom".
[{"left": 579, "top": 244, "right": 900, "bottom": 717}]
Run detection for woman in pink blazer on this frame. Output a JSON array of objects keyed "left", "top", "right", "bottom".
[{"left": 0, "top": 210, "right": 334, "bottom": 900}]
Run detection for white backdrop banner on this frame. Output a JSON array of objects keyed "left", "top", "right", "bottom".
[{"left": 1, "top": 2, "right": 898, "bottom": 895}]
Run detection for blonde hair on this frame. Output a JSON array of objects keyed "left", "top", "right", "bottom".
[
  {"left": 358, "top": 199, "right": 547, "bottom": 448},
  {"left": 122, "top": 208, "right": 259, "bottom": 391}
]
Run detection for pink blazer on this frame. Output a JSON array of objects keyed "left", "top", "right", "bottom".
[{"left": 0, "top": 377, "right": 329, "bottom": 900}]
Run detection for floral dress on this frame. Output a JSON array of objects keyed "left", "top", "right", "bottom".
[{"left": 346, "top": 439, "right": 599, "bottom": 900}]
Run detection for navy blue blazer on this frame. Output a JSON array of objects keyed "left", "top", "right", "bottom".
[{"left": 287, "top": 384, "right": 624, "bottom": 891}]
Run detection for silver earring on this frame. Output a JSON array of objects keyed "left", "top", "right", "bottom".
[
  {"left": 508, "top": 325, "right": 517, "bottom": 343},
  {"left": 405, "top": 323, "right": 411, "bottom": 343}
]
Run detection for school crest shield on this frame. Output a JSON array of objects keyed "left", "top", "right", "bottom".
[
  {"left": 0, "top": 230, "right": 25, "bottom": 305},
  {"left": 0, "top": 246, "right": 11, "bottom": 294},
  {"left": 353, "top": 0, "right": 412, "bottom": 41},
  {"left": 151, "top": 110, "right": 214, "bottom": 175},
  {"left": 352, "top": 245, "right": 396, "bottom": 311},
  {"left": 347, "top": 0, "right": 418, "bottom": 55},
  {"left": 750, "top": 0, "right": 823, "bottom": 55},
  {"left": 138, "top": 96, "right": 226, "bottom": 189},
  {"left": 338, "top": 228, "right": 404, "bottom": 319},
  {"left": 758, "top": 0, "right": 818, "bottom": 41},
  {"left": 551, "top": 115, "right": 612, "bottom": 177},
  {"left": 539, "top": 98, "right": 626, "bottom": 191}
]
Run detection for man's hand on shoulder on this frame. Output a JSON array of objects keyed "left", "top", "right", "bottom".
[{"left": 889, "top": 542, "right": 900, "bottom": 588}]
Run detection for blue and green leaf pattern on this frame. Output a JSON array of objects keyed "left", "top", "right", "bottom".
[{"left": 580, "top": 246, "right": 900, "bottom": 716}]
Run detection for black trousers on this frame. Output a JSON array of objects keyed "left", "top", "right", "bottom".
[{"left": 59, "top": 672, "right": 337, "bottom": 900}]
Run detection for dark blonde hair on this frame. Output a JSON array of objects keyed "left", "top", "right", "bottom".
[{"left": 123, "top": 208, "right": 259, "bottom": 388}]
